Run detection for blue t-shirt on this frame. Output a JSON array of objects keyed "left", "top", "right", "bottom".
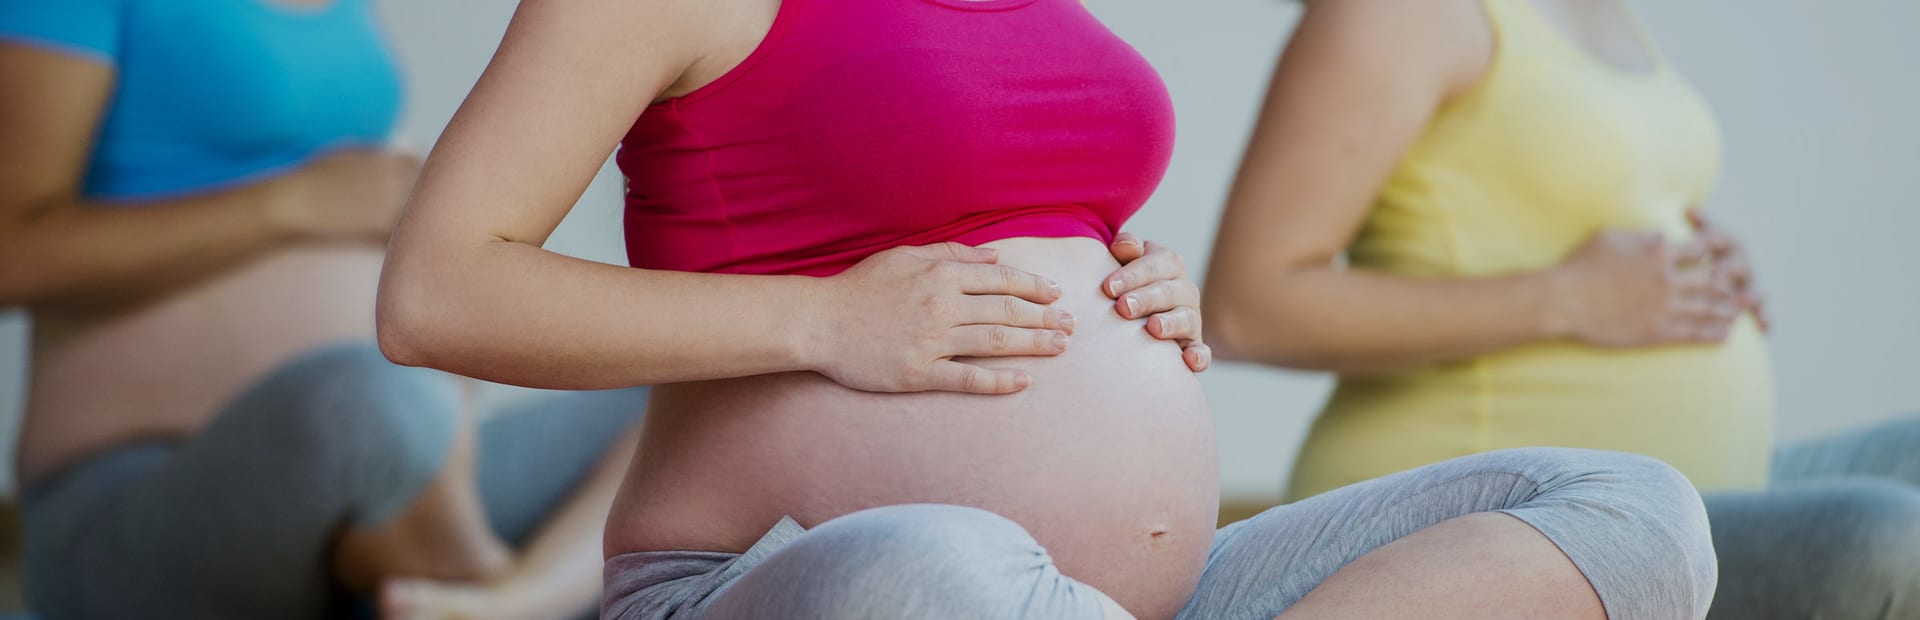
[{"left": 0, "top": 0, "right": 402, "bottom": 200}]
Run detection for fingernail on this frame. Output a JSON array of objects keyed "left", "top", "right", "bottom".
[
  {"left": 1057, "top": 312, "right": 1076, "bottom": 332},
  {"left": 1108, "top": 277, "right": 1124, "bottom": 296},
  {"left": 1155, "top": 315, "right": 1168, "bottom": 334},
  {"left": 1052, "top": 332, "right": 1070, "bottom": 349},
  {"left": 1124, "top": 295, "right": 1141, "bottom": 317},
  {"left": 1014, "top": 373, "right": 1031, "bottom": 389},
  {"left": 1047, "top": 280, "right": 1062, "bottom": 295}
]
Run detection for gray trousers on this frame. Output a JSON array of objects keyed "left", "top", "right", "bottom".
[
  {"left": 1705, "top": 415, "right": 1920, "bottom": 620},
  {"left": 605, "top": 447, "right": 1718, "bottom": 620},
  {"left": 21, "top": 344, "right": 647, "bottom": 619}
]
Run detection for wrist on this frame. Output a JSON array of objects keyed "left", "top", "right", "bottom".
[
  {"left": 259, "top": 172, "right": 310, "bottom": 242},
  {"left": 781, "top": 275, "right": 836, "bottom": 374},
  {"left": 1533, "top": 267, "right": 1578, "bottom": 340}
]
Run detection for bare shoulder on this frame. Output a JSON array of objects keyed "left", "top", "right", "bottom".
[
  {"left": 492, "top": 0, "right": 759, "bottom": 100},
  {"left": 1292, "top": 0, "right": 1494, "bottom": 95}
]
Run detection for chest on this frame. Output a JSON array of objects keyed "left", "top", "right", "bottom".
[{"left": 100, "top": 0, "right": 400, "bottom": 156}]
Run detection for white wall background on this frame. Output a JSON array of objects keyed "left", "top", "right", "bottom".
[{"left": 1, "top": 0, "right": 1914, "bottom": 502}]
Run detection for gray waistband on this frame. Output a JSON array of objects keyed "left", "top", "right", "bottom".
[{"left": 602, "top": 516, "right": 808, "bottom": 620}]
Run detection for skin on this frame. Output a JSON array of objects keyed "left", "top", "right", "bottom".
[
  {"left": 381, "top": 0, "right": 1610, "bottom": 617},
  {"left": 0, "top": 15, "right": 636, "bottom": 620},
  {"left": 1202, "top": 0, "right": 1765, "bottom": 615},
  {"left": 1204, "top": 0, "right": 1764, "bottom": 375}
]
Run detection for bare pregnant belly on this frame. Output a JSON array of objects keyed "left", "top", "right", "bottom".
[
  {"left": 20, "top": 246, "right": 389, "bottom": 485},
  {"left": 607, "top": 237, "right": 1219, "bottom": 619}
]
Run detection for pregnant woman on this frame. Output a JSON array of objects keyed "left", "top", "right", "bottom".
[
  {"left": 379, "top": 0, "right": 1718, "bottom": 617},
  {"left": 0, "top": 1, "right": 647, "bottom": 618},
  {"left": 1204, "top": 0, "right": 1920, "bottom": 618}
]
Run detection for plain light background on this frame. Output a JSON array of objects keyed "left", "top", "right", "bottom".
[{"left": 0, "top": 0, "right": 1915, "bottom": 502}]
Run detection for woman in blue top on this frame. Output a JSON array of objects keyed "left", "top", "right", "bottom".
[{"left": 0, "top": 0, "right": 653, "bottom": 617}]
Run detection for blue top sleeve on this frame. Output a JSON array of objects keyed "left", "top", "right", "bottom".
[{"left": 0, "top": 0, "right": 123, "bottom": 64}]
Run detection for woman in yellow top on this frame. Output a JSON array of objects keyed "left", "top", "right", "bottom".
[{"left": 1205, "top": 0, "right": 1920, "bottom": 618}]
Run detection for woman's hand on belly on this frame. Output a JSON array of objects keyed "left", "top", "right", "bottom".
[
  {"left": 1103, "top": 233, "right": 1212, "bottom": 372},
  {"left": 800, "top": 243, "right": 1076, "bottom": 395}
]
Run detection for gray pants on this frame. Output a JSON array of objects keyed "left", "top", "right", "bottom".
[
  {"left": 604, "top": 447, "right": 1717, "bottom": 619},
  {"left": 1705, "top": 415, "right": 1920, "bottom": 620},
  {"left": 21, "top": 344, "right": 647, "bottom": 619}
]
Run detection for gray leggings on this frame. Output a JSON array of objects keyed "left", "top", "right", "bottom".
[
  {"left": 21, "top": 344, "right": 647, "bottom": 619},
  {"left": 1705, "top": 414, "right": 1920, "bottom": 620},
  {"left": 604, "top": 447, "right": 1717, "bottom": 619}
]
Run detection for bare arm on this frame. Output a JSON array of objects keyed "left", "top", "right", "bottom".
[
  {"left": 1203, "top": 0, "right": 1740, "bottom": 373},
  {"left": 0, "top": 45, "right": 418, "bottom": 312},
  {"left": 378, "top": 0, "right": 1072, "bottom": 393}
]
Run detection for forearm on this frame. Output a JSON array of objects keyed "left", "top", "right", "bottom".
[
  {"left": 378, "top": 239, "right": 819, "bottom": 390},
  {"left": 0, "top": 183, "right": 293, "bottom": 310},
  {"left": 1207, "top": 264, "right": 1562, "bottom": 373}
]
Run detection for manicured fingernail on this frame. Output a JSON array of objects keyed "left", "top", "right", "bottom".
[
  {"left": 1108, "top": 277, "right": 1125, "bottom": 296},
  {"left": 1014, "top": 372, "right": 1031, "bottom": 389},
  {"left": 1057, "top": 312, "right": 1076, "bottom": 332},
  {"left": 1052, "top": 332, "right": 1069, "bottom": 349},
  {"left": 1124, "top": 295, "right": 1141, "bottom": 317},
  {"left": 1047, "top": 280, "right": 1061, "bottom": 295},
  {"left": 1155, "top": 315, "right": 1168, "bottom": 334}
]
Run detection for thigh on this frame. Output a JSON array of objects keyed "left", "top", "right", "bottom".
[
  {"left": 1180, "top": 447, "right": 1713, "bottom": 620},
  {"left": 26, "top": 343, "right": 462, "bottom": 619},
  {"left": 1773, "top": 413, "right": 1920, "bottom": 485},
  {"left": 474, "top": 386, "right": 648, "bottom": 546},
  {"left": 1705, "top": 479, "right": 1920, "bottom": 620},
  {"left": 698, "top": 505, "right": 1108, "bottom": 620}
]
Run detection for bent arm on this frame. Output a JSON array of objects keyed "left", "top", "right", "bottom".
[
  {"left": 378, "top": 0, "right": 865, "bottom": 389},
  {"left": 1202, "top": 0, "right": 1559, "bottom": 374},
  {"left": 0, "top": 46, "right": 297, "bottom": 311}
]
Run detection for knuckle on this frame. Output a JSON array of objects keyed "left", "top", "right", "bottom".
[
  {"left": 959, "top": 366, "right": 983, "bottom": 392},
  {"left": 988, "top": 326, "right": 1010, "bottom": 351},
  {"left": 1001, "top": 296, "right": 1023, "bottom": 323}
]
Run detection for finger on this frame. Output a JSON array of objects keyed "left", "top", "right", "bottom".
[
  {"left": 1712, "top": 251, "right": 1753, "bottom": 289},
  {"left": 899, "top": 242, "right": 999, "bottom": 264},
  {"left": 1116, "top": 280, "right": 1199, "bottom": 321},
  {"left": 1687, "top": 210, "right": 1708, "bottom": 230},
  {"left": 960, "top": 296, "right": 1076, "bottom": 332},
  {"left": 956, "top": 263, "right": 1062, "bottom": 303},
  {"left": 924, "top": 361, "right": 1031, "bottom": 395},
  {"left": 1109, "top": 232, "right": 1147, "bottom": 265},
  {"left": 1103, "top": 241, "right": 1187, "bottom": 299},
  {"left": 1183, "top": 343, "right": 1212, "bottom": 373},
  {"left": 1668, "top": 237, "right": 1711, "bottom": 266},
  {"left": 1668, "top": 261, "right": 1717, "bottom": 292},
  {"left": 949, "top": 325, "right": 1070, "bottom": 357},
  {"left": 1752, "top": 296, "right": 1773, "bottom": 333},
  {"left": 1673, "top": 294, "right": 1743, "bottom": 323},
  {"left": 1145, "top": 307, "right": 1202, "bottom": 342}
]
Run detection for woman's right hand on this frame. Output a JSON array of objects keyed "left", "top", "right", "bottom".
[
  {"left": 270, "top": 149, "right": 423, "bottom": 244},
  {"left": 805, "top": 243, "right": 1075, "bottom": 395},
  {"left": 1546, "top": 230, "right": 1745, "bottom": 347}
]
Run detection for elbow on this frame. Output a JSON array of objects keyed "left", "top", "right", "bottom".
[
  {"left": 374, "top": 264, "right": 446, "bottom": 369},
  {"left": 374, "top": 295, "right": 432, "bottom": 369},
  {"left": 1203, "top": 287, "right": 1337, "bottom": 371}
]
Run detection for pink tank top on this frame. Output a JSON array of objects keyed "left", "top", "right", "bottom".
[{"left": 617, "top": 0, "right": 1175, "bottom": 276}]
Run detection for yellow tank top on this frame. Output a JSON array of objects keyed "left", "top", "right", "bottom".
[{"left": 1286, "top": 0, "right": 1775, "bottom": 500}]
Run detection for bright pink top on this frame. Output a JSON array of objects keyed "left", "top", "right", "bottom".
[{"left": 617, "top": 0, "right": 1175, "bottom": 276}]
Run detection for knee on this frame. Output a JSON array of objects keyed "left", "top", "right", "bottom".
[
  {"left": 247, "top": 344, "right": 462, "bottom": 503},
  {"left": 1804, "top": 480, "right": 1920, "bottom": 599},
  {"left": 736, "top": 505, "right": 1051, "bottom": 617},
  {"left": 1490, "top": 448, "right": 1718, "bottom": 616}
]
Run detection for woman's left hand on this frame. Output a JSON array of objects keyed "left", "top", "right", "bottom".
[
  {"left": 1688, "top": 211, "right": 1771, "bottom": 333},
  {"left": 1105, "top": 233, "right": 1211, "bottom": 372}
]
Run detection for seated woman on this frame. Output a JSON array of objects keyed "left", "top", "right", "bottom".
[
  {"left": 1203, "top": 0, "right": 1920, "bottom": 618},
  {"left": 378, "top": 0, "right": 1719, "bottom": 617},
  {"left": 0, "top": 1, "right": 649, "bottom": 618}
]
